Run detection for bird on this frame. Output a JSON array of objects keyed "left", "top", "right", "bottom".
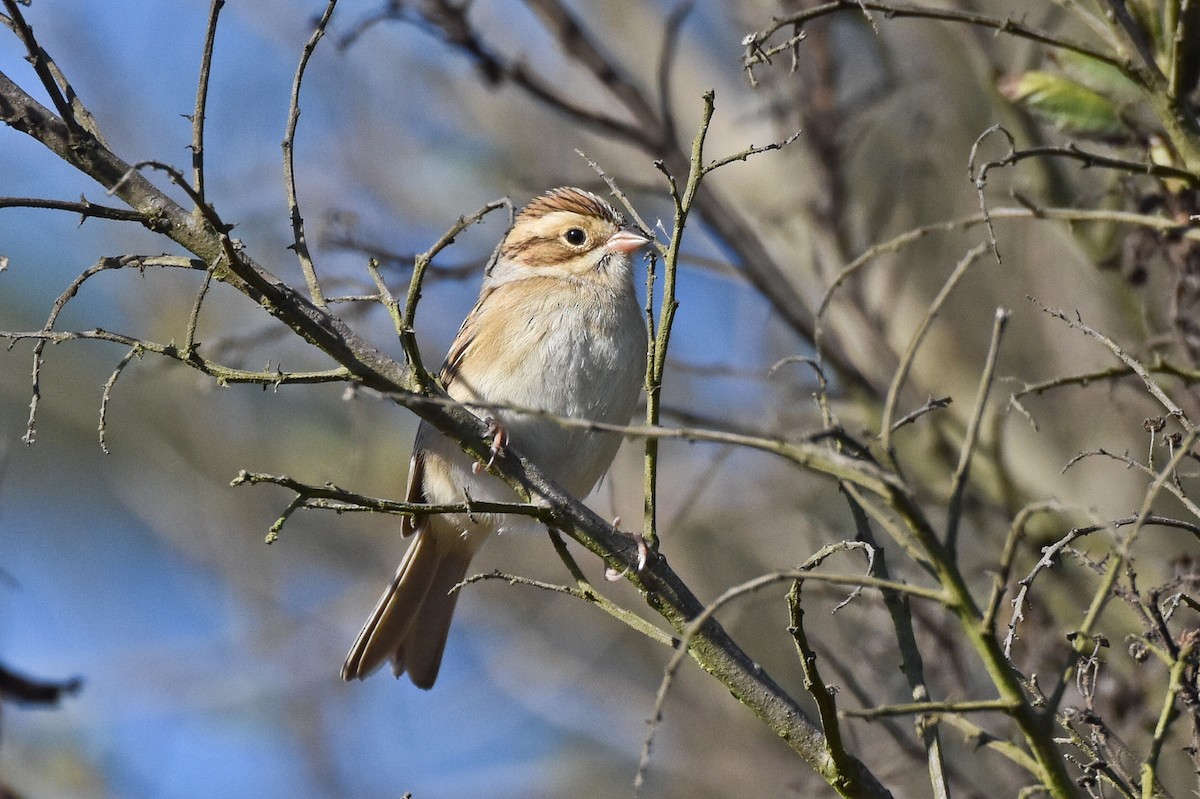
[{"left": 341, "top": 187, "right": 650, "bottom": 688}]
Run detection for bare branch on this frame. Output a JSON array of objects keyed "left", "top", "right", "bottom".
[
  {"left": 1012, "top": 361, "right": 1200, "bottom": 405},
  {"left": 98, "top": 345, "right": 142, "bottom": 454},
  {"left": 978, "top": 140, "right": 1200, "bottom": 187},
  {"left": 1, "top": 0, "right": 99, "bottom": 140},
  {"left": 0, "top": 662, "right": 82, "bottom": 706},
  {"left": 283, "top": 0, "right": 339, "bottom": 308},
  {"left": 1032, "top": 298, "right": 1193, "bottom": 430},
  {"left": 635, "top": 542, "right": 915, "bottom": 796},
  {"left": 844, "top": 698, "right": 1019, "bottom": 720},
  {"left": 190, "top": 0, "right": 224, "bottom": 204},
  {"left": 0, "top": 195, "right": 147, "bottom": 223},
  {"left": 890, "top": 396, "right": 953, "bottom": 432},
  {"left": 818, "top": 205, "right": 1200, "bottom": 329},
  {"left": 880, "top": 243, "right": 990, "bottom": 455},
  {"left": 230, "top": 470, "right": 554, "bottom": 543},
  {"left": 946, "top": 308, "right": 1010, "bottom": 560},
  {"left": 743, "top": 1, "right": 1127, "bottom": 77},
  {"left": 399, "top": 197, "right": 511, "bottom": 384}
]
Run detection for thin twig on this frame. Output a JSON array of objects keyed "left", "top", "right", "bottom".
[
  {"left": 880, "top": 243, "right": 990, "bottom": 456},
  {"left": 1064, "top": 449, "right": 1200, "bottom": 522},
  {"left": 968, "top": 124, "right": 1014, "bottom": 263},
  {"left": 465, "top": 565, "right": 677, "bottom": 644},
  {"left": 231, "top": 469, "right": 554, "bottom": 543},
  {"left": 890, "top": 396, "right": 953, "bottom": 432},
  {"left": 703, "top": 129, "right": 802, "bottom": 174},
  {"left": 543, "top": 530, "right": 676, "bottom": 646},
  {"left": 1031, "top": 298, "right": 1193, "bottom": 430},
  {"left": 190, "top": 0, "right": 224, "bottom": 206},
  {"left": 844, "top": 698, "right": 1019, "bottom": 719},
  {"left": 399, "top": 198, "right": 510, "bottom": 384},
  {"left": 1000, "top": 512, "right": 1200, "bottom": 658},
  {"left": 643, "top": 91, "right": 714, "bottom": 551},
  {"left": 282, "top": 0, "right": 338, "bottom": 308},
  {"left": 15, "top": 255, "right": 204, "bottom": 444},
  {"left": 577, "top": 151, "right": 657, "bottom": 244},
  {"left": 983, "top": 500, "right": 1074, "bottom": 637},
  {"left": 634, "top": 542, "right": 912, "bottom": 795},
  {"left": 2, "top": 0, "right": 88, "bottom": 138},
  {"left": 946, "top": 308, "right": 1010, "bottom": 561},
  {"left": 1012, "top": 361, "right": 1200, "bottom": 404},
  {"left": 98, "top": 345, "right": 142, "bottom": 454},
  {"left": 817, "top": 205, "right": 1200, "bottom": 329},
  {"left": 4, "top": 328, "right": 353, "bottom": 386},
  {"left": 975, "top": 137, "right": 1200, "bottom": 189},
  {"left": 183, "top": 258, "right": 219, "bottom": 356},
  {"left": 744, "top": 0, "right": 1127, "bottom": 75},
  {"left": 0, "top": 196, "right": 147, "bottom": 222}
]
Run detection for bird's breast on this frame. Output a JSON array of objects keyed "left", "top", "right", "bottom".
[{"left": 447, "top": 278, "right": 646, "bottom": 495}]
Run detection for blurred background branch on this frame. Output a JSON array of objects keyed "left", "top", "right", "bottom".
[{"left": 4, "top": 1, "right": 1200, "bottom": 797}]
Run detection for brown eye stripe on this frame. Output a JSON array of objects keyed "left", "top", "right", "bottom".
[{"left": 502, "top": 237, "right": 585, "bottom": 265}]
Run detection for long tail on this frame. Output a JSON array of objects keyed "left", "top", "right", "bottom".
[{"left": 341, "top": 519, "right": 480, "bottom": 689}]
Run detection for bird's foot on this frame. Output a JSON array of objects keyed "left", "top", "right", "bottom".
[
  {"left": 471, "top": 417, "right": 509, "bottom": 475},
  {"left": 604, "top": 518, "right": 649, "bottom": 581}
]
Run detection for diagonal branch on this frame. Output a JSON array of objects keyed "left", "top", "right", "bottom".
[{"left": 0, "top": 48, "right": 894, "bottom": 799}]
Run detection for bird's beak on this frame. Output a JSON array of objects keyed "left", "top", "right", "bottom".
[{"left": 605, "top": 228, "right": 652, "bottom": 254}]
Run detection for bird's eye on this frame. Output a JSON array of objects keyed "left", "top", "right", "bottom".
[{"left": 563, "top": 227, "right": 588, "bottom": 247}]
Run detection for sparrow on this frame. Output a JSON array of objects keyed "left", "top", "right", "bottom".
[{"left": 342, "top": 187, "right": 650, "bottom": 688}]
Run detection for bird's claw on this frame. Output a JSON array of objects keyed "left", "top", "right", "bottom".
[
  {"left": 471, "top": 417, "right": 509, "bottom": 475},
  {"left": 604, "top": 518, "right": 649, "bottom": 581}
]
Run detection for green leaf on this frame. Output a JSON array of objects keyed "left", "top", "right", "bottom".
[
  {"left": 1052, "top": 51, "right": 1142, "bottom": 105},
  {"left": 1000, "top": 71, "right": 1127, "bottom": 139}
]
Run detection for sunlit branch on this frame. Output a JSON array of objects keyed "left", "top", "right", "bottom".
[{"left": 283, "top": 0, "right": 338, "bottom": 308}]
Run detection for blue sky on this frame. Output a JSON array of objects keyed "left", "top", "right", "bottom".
[{"left": 0, "top": 2, "right": 794, "bottom": 797}]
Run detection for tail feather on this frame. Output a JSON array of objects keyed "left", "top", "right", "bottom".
[
  {"left": 397, "top": 551, "right": 471, "bottom": 688},
  {"left": 341, "top": 519, "right": 479, "bottom": 688}
]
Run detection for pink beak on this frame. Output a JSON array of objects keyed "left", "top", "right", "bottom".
[{"left": 605, "top": 228, "right": 651, "bottom": 254}]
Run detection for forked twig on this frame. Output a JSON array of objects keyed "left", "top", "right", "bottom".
[
  {"left": 1032, "top": 298, "right": 1193, "bottom": 430},
  {"left": 634, "top": 541, "right": 936, "bottom": 794}
]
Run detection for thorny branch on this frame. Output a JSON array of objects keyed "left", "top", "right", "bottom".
[
  {"left": 0, "top": 7, "right": 894, "bottom": 797},
  {"left": 283, "top": 0, "right": 337, "bottom": 308},
  {"left": 8, "top": 3, "right": 1200, "bottom": 798}
]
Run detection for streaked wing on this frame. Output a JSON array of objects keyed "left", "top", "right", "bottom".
[
  {"left": 400, "top": 450, "right": 426, "bottom": 538},
  {"left": 439, "top": 285, "right": 494, "bottom": 390},
  {"left": 405, "top": 283, "right": 495, "bottom": 538}
]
